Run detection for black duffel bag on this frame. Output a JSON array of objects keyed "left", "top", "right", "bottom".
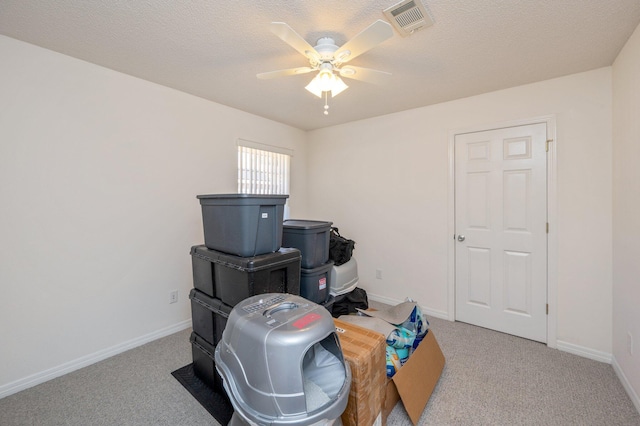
[{"left": 329, "top": 227, "right": 355, "bottom": 266}]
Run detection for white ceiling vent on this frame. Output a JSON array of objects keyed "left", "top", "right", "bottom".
[{"left": 383, "top": 0, "right": 434, "bottom": 37}]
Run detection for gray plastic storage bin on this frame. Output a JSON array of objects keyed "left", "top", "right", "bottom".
[
  {"left": 282, "top": 220, "right": 333, "bottom": 269},
  {"left": 215, "top": 294, "right": 351, "bottom": 426},
  {"left": 190, "top": 245, "right": 301, "bottom": 306},
  {"left": 189, "top": 289, "right": 233, "bottom": 346},
  {"left": 329, "top": 257, "right": 359, "bottom": 296},
  {"left": 197, "top": 194, "right": 288, "bottom": 257},
  {"left": 300, "top": 261, "right": 333, "bottom": 304}
]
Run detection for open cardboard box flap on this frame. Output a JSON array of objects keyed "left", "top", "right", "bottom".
[{"left": 389, "top": 331, "right": 445, "bottom": 425}]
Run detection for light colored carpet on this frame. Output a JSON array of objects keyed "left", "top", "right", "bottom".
[
  {"left": 386, "top": 317, "right": 640, "bottom": 425},
  {"left": 0, "top": 330, "right": 214, "bottom": 426},
  {"left": 1, "top": 312, "right": 639, "bottom": 425}
]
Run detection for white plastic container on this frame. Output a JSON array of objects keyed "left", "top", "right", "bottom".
[{"left": 329, "top": 257, "right": 359, "bottom": 296}]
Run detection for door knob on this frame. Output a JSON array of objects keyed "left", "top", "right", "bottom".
[{"left": 457, "top": 235, "right": 465, "bottom": 242}]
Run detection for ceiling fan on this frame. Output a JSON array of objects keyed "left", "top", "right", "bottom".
[{"left": 257, "top": 20, "right": 394, "bottom": 114}]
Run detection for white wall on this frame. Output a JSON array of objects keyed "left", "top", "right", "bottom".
[
  {"left": 612, "top": 22, "right": 640, "bottom": 411},
  {"left": 307, "top": 68, "right": 613, "bottom": 356},
  {"left": 0, "top": 35, "right": 307, "bottom": 395}
]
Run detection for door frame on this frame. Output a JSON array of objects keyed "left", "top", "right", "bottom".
[{"left": 447, "top": 115, "right": 557, "bottom": 348}]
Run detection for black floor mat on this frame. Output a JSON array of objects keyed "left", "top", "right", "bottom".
[{"left": 171, "top": 363, "right": 233, "bottom": 425}]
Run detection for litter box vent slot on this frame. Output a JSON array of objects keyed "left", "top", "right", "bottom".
[{"left": 383, "top": 0, "right": 434, "bottom": 37}]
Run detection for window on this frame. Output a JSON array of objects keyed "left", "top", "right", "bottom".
[{"left": 237, "top": 140, "right": 291, "bottom": 196}]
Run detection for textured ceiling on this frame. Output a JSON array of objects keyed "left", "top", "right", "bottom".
[{"left": 1, "top": 0, "right": 639, "bottom": 130}]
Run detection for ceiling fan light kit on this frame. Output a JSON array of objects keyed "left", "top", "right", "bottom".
[
  {"left": 257, "top": 19, "right": 395, "bottom": 115},
  {"left": 305, "top": 63, "right": 349, "bottom": 98}
]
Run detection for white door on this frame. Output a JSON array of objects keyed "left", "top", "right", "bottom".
[{"left": 455, "top": 123, "right": 547, "bottom": 343}]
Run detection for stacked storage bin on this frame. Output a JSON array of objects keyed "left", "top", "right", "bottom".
[
  {"left": 189, "top": 194, "right": 301, "bottom": 393},
  {"left": 282, "top": 220, "right": 334, "bottom": 312}
]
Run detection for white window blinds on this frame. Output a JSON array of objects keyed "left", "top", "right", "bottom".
[{"left": 237, "top": 144, "right": 290, "bottom": 195}]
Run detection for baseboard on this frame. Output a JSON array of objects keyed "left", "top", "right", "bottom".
[
  {"left": 0, "top": 319, "right": 192, "bottom": 399},
  {"left": 368, "top": 295, "right": 615, "bottom": 364},
  {"left": 556, "top": 339, "right": 613, "bottom": 364},
  {"left": 612, "top": 356, "right": 640, "bottom": 415},
  {"left": 367, "top": 293, "right": 449, "bottom": 320}
]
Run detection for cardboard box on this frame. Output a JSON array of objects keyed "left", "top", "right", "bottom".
[
  {"left": 334, "top": 318, "right": 386, "bottom": 426},
  {"left": 382, "top": 330, "right": 445, "bottom": 425}
]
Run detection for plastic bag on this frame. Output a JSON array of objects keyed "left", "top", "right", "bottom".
[
  {"left": 385, "top": 346, "right": 402, "bottom": 378},
  {"left": 332, "top": 287, "right": 368, "bottom": 317},
  {"left": 386, "top": 327, "right": 416, "bottom": 349}
]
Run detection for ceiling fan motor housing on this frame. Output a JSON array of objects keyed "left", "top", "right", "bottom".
[{"left": 314, "top": 37, "right": 340, "bottom": 61}]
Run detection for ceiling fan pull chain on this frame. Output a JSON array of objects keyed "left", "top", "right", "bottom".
[{"left": 324, "top": 92, "right": 329, "bottom": 115}]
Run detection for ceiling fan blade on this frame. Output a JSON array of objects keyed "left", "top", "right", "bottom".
[
  {"left": 269, "top": 22, "right": 320, "bottom": 61},
  {"left": 257, "top": 67, "right": 316, "bottom": 80},
  {"left": 334, "top": 20, "right": 394, "bottom": 63},
  {"left": 339, "top": 66, "right": 392, "bottom": 85}
]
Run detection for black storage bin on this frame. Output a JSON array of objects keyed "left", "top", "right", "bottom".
[
  {"left": 282, "top": 219, "right": 333, "bottom": 269},
  {"left": 190, "top": 288, "right": 233, "bottom": 346},
  {"left": 191, "top": 253, "right": 217, "bottom": 298},
  {"left": 300, "top": 261, "right": 333, "bottom": 304},
  {"left": 190, "top": 245, "right": 301, "bottom": 306},
  {"left": 190, "top": 332, "right": 226, "bottom": 394},
  {"left": 197, "top": 194, "right": 288, "bottom": 257}
]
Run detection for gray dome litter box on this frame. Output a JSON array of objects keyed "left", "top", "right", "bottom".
[{"left": 215, "top": 293, "right": 351, "bottom": 426}]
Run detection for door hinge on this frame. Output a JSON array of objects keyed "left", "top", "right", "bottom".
[
  {"left": 546, "top": 304, "right": 549, "bottom": 315},
  {"left": 546, "top": 139, "right": 554, "bottom": 152},
  {"left": 546, "top": 223, "right": 549, "bottom": 233}
]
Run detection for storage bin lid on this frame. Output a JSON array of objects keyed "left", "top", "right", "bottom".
[
  {"left": 283, "top": 219, "right": 333, "bottom": 230},
  {"left": 197, "top": 193, "right": 288, "bottom": 205},
  {"left": 300, "top": 260, "right": 334, "bottom": 275},
  {"left": 189, "top": 288, "right": 232, "bottom": 317},
  {"left": 190, "top": 245, "right": 301, "bottom": 270}
]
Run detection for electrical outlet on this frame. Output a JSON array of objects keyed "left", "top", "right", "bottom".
[
  {"left": 169, "top": 290, "right": 178, "bottom": 304},
  {"left": 628, "top": 332, "right": 634, "bottom": 355},
  {"left": 376, "top": 269, "right": 383, "bottom": 280}
]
